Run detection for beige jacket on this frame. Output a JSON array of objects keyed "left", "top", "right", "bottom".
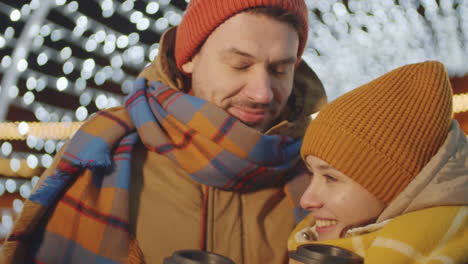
[{"left": 130, "top": 27, "right": 327, "bottom": 264}]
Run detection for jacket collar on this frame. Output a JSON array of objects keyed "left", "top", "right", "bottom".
[{"left": 377, "top": 120, "right": 468, "bottom": 222}]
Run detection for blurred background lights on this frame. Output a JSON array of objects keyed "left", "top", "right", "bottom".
[
  {"left": 75, "top": 106, "right": 88, "bottom": 121},
  {"left": 101, "top": 0, "right": 114, "bottom": 11},
  {"left": 83, "top": 58, "right": 96, "bottom": 71},
  {"left": 85, "top": 39, "right": 98, "bottom": 52},
  {"left": 75, "top": 77, "right": 87, "bottom": 92},
  {"left": 18, "top": 182, "right": 31, "bottom": 200},
  {"left": 27, "top": 154, "right": 39, "bottom": 169},
  {"left": 117, "top": 35, "right": 129, "bottom": 49},
  {"left": 12, "top": 199, "right": 24, "bottom": 214},
  {"left": 66, "top": 1, "right": 78, "bottom": 13},
  {"left": 10, "top": 9, "right": 21, "bottom": 22},
  {"left": 94, "top": 71, "right": 107, "bottom": 85},
  {"left": 26, "top": 135, "right": 38, "bottom": 149},
  {"left": 128, "top": 32, "right": 139, "bottom": 45},
  {"left": 32, "top": 35, "right": 44, "bottom": 48},
  {"left": 1, "top": 56, "right": 12, "bottom": 68},
  {"left": 4, "top": 27, "right": 15, "bottom": 39},
  {"left": 21, "top": 4, "right": 31, "bottom": 16},
  {"left": 50, "top": 29, "right": 64, "bottom": 41},
  {"left": 159, "top": 0, "right": 171, "bottom": 6},
  {"left": 26, "top": 76, "right": 37, "bottom": 90},
  {"left": 0, "top": 36, "right": 6, "bottom": 49},
  {"left": 155, "top": 17, "right": 169, "bottom": 31},
  {"left": 63, "top": 61, "right": 75, "bottom": 74},
  {"left": 1, "top": 142, "right": 12, "bottom": 156},
  {"left": 79, "top": 91, "right": 92, "bottom": 106},
  {"left": 35, "top": 138, "right": 45, "bottom": 151},
  {"left": 121, "top": 0, "right": 134, "bottom": 12},
  {"left": 8, "top": 85, "right": 19, "bottom": 98},
  {"left": 95, "top": 30, "right": 106, "bottom": 43},
  {"left": 5, "top": 179, "right": 17, "bottom": 192},
  {"left": 18, "top": 122, "right": 29, "bottom": 135},
  {"left": 55, "top": 0, "right": 67, "bottom": 6},
  {"left": 56, "top": 77, "right": 69, "bottom": 91},
  {"left": 37, "top": 53, "right": 49, "bottom": 66},
  {"left": 95, "top": 94, "right": 108, "bottom": 109},
  {"left": 44, "top": 140, "right": 56, "bottom": 154},
  {"left": 130, "top": 11, "right": 143, "bottom": 23},
  {"left": 146, "top": 2, "right": 160, "bottom": 14},
  {"left": 31, "top": 176, "right": 40, "bottom": 188},
  {"left": 137, "top": 18, "right": 150, "bottom": 31},
  {"left": 41, "top": 154, "right": 53, "bottom": 168},
  {"left": 76, "top": 15, "right": 89, "bottom": 28},
  {"left": 0, "top": 0, "right": 467, "bottom": 244},
  {"left": 23, "top": 91, "right": 35, "bottom": 105},
  {"left": 1, "top": 214, "right": 13, "bottom": 230},
  {"left": 17, "top": 59, "right": 28, "bottom": 72}
]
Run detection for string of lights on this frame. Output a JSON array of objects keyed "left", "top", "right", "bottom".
[{"left": 0, "top": 0, "right": 467, "bottom": 243}]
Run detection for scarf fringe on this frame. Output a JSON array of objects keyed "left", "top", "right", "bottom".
[
  {"left": 1, "top": 202, "right": 45, "bottom": 263},
  {"left": 29, "top": 171, "right": 73, "bottom": 206},
  {"left": 126, "top": 238, "right": 145, "bottom": 264}
]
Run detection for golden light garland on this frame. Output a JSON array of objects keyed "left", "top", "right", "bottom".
[
  {"left": 0, "top": 121, "right": 83, "bottom": 140},
  {"left": 0, "top": 158, "right": 43, "bottom": 179},
  {"left": 453, "top": 93, "right": 468, "bottom": 114}
]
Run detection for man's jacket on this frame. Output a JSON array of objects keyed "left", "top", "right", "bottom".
[{"left": 1, "top": 27, "right": 326, "bottom": 264}]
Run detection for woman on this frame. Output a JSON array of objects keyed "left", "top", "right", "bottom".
[{"left": 288, "top": 61, "right": 468, "bottom": 263}]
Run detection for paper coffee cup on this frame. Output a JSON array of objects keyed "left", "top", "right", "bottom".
[
  {"left": 164, "top": 250, "right": 235, "bottom": 264},
  {"left": 289, "top": 244, "right": 363, "bottom": 264}
]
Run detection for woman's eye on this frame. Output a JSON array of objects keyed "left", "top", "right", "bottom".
[{"left": 234, "top": 66, "right": 249, "bottom": 71}]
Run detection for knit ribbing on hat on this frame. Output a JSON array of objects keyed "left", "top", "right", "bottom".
[
  {"left": 300, "top": 61, "right": 453, "bottom": 204},
  {"left": 174, "top": 0, "right": 308, "bottom": 73}
]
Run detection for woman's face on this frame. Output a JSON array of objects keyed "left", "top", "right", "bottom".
[{"left": 300, "top": 156, "right": 386, "bottom": 241}]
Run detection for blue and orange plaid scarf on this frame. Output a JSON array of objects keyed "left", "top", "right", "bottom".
[{"left": 2, "top": 79, "right": 305, "bottom": 264}]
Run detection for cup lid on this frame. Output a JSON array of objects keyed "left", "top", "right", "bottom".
[
  {"left": 163, "top": 250, "right": 235, "bottom": 264},
  {"left": 289, "top": 244, "right": 363, "bottom": 264}
]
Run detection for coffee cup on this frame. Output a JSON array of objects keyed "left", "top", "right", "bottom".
[
  {"left": 289, "top": 244, "right": 363, "bottom": 264},
  {"left": 163, "top": 250, "right": 235, "bottom": 264}
]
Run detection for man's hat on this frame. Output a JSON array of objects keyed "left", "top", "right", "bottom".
[{"left": 174, "top": 0, "right": 309, "bottom": 74}]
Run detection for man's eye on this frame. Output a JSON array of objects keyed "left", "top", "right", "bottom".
[
  {"left": 271, "top": 66, "right": 290, "bottom": 75},
  {"left": 231, "top": 63, "right": 251, "bottom": 71},
  {"left": 324, "top": 175, "right": 337, "bottom": 183},
  {"left": 233, "top": 66, "right": 249, "bottom": 70}
]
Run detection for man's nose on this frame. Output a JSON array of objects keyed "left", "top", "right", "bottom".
[
  {"left": 300, "top": 179, "right": 325, "bottom": 211},
  {"left": 243, "top": 69, "right": 274, "bottom": 105}
]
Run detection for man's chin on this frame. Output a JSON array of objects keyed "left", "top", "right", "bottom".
[{"left": 236, "top": 119, "right": 271, "bottom": 133}]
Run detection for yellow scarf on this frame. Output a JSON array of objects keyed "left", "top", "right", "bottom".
[{"left": 288, "top": 206, "right": 468, "bottom": 264}]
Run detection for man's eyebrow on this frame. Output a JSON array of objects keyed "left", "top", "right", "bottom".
[
  {"left": 271, "top": 56, "right": 297, "bottom": 65},
  {"left": 223, "top": 47, "right": 296, "bottom": 64},
  {"left": 223, "top": 47, "right": 255, "bottom": 59}
]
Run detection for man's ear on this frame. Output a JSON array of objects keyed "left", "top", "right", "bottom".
[{"left": 181, "top": 59, "right": 195, "bottom": 74}]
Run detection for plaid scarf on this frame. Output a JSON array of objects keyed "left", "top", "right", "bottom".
[{"left": 2, "top": 79, "right": 305, "bottom": 264}]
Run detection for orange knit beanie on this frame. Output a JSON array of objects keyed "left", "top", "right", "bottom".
[
  {"left": 175, "top": 0, "right": 309, "bottom": 73},
  {"left": 300, "top": 61, "right": 453, "bottom": 204}
]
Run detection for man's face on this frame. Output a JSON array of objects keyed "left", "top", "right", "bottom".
[
  {"left": 300, "top": 156, "right": 386, "bottom": 241},
  {"left": 182, "top": 12, "right": 299, "bottom": 132}
]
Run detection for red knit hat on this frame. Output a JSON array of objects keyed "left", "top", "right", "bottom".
[{"left": 175, "top": 0, "right": 309, "bottom": 74}]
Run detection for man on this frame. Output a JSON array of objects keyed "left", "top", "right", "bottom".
[{"left": 2, "top": 1, "right": 326, "bottom": 263}]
